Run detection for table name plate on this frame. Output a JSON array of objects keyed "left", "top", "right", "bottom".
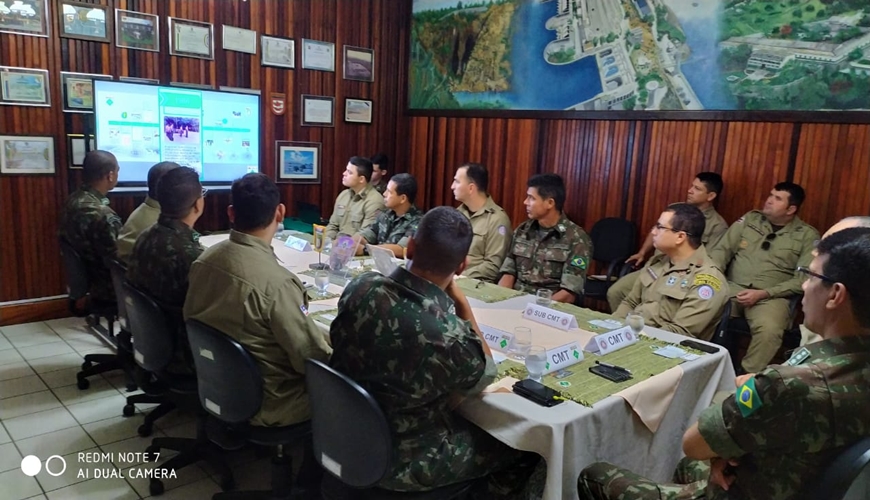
[
  {"left": 523, "top": 303, "right": 578, "bottom": 331},
  {"left": 584, "top": 326, "right": 639, "bottom": 355}
]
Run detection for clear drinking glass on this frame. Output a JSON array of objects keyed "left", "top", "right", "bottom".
[
  {"left": 509, "top": 327, "right": 532, "bottom": 361},
  {"left": 626, "top": 310, "right": 645, "bottom": 336},
  {"left": 314, "top": 270, "right": 330, "bottom": 297},
  {"left": 536, "top": 289, "right": 553, "bottom": 307},
  {"left": 525, "top": 346, "right": 547, "bottom": 382}
]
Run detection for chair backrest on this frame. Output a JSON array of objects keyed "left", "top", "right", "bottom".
[
  {"left": 802, "top": 437, "right": 870, "bottom": 500},
  {"left": 106, "top": 258, "right": 129, "bottom": 331},
  {"left": 589, "top": 217, "right": 636, "bottom": 264},
  {"left": 59, "top": 238, "right": 90, "bottom": 300},
  {"left": 712, "top": 300, "right": 733, "bottom": 348},
  {"left": 185, "top": 319, "right": 264, "bottom": 424},
  {"left": 122, "top": 281, "right": 175, "bottom": 372},
  {"left": 305, "top": 359, "right": 392, "bottom": 488}
]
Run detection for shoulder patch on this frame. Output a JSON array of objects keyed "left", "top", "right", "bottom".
[
  {"left": 570, "top": 256, "right": 588, "bottom": 270},
  {"left": 697, "top": 285, "right": 714, "bottom": 300},
  {"left": 693, "top": 273, "right": 722, "bottom": 292},
  {"left": 300, "top": 304, "right": 309, "bottom": 316},
  {"left": 498, "top": 225, "right": 507, "bottom": 236},
  {"left": 736, "top": 377, "right": 762, "bottom": 418},
  {"left": 785, "top": 347, "right": 811, "bottom": 366}
]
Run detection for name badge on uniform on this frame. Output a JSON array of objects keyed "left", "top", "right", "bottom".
[
  {"left": 785, "top": 347, "right": 811, "bottom": 366},
  {"left": 523, "top": 303, "right": 578, "bottom": 331},
  {"left": 584, "top": 326, "right": 639, "bottom": 355}
]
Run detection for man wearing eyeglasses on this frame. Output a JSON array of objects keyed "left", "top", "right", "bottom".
[
  {"left": 613, "top": 203, "right": 729, "bottom": 341},
  {"left": 709, "top": 182, "right": 819, "bottom": 373},
  {"left": 579, "top": 227, "right": 870, "bottom": 500}
]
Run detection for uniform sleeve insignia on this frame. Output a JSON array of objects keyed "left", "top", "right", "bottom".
[
  {"left": 570, "top": 256, "right": 587, "bottom": 270},
  {"left": 737, "top": 216, "right": 745, "bottom": 223},
  {"left": 498, "top": 225, "right": 507, "bottom": 236},
  {"left": 300, "top": 304, "right": 309, "bottom": 316},
  {"left": 785, "top": 347, "right": 811, "bottom": 366},
  {"left": 736, "top": 377, "right": 762, "bottom": 417},
  {"left": 693, "top": 273, "right": 722, "bottom": 292},
  {"left": 697, "top": 285, "right": 714, "bottom": 300},
  {"left": 666, "top": 276, "right": 677, "bottom": 286}
]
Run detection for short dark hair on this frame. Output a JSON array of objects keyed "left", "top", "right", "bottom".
[
  {"left": 157, "top": 167, "right": 201, "bottom": 219},
  {"left": 147, "top": 162, "right": 180, "bottom": 199},
  {"left": 370, "top": 153, "right": 389, "bottom": 170},
  {"left": 461, "top": 162, "right": 489, "bottom": 194},
  {"left": 390, "top": 173, "right": 417, "bottom": 205},
  {"left": 82, "top": 150, "right": 119, "bottom": 184},
  {"left": 231, "top": 173, "right": 280, "bottom": 231},
  {"left": 666, "top": 203, "right": 705, "bottom": 249},
  {"left": 528, "top": 173, "right": 566, "bottom": 212},
  {"left": 695, "top": 172, "right": 723, "bottom": 198},
  {"left": 411, "top": 207, "right": 473, "bottom": 277},
  {"left": 816, "top": 227, "right": 870, "bottom": 328},
  {"left": 349, "top": 156, "right": 374, "bottom": 183},
  {"left": 774, "top": 181, "right": 806, "bottom": 209}
]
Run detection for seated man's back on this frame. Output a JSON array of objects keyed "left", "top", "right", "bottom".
[{"left": 116, "top": 161, "right": 179, "bottom": 262}]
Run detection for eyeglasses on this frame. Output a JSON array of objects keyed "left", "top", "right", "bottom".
[
  {"left": 653, "top": 223, "right": 694, "bottom": 237},
  {"left": 201, "top": 187, "right": 209, "bottom": 198},
  {"left": 761, "top": 233, "right": 777, "bottom": 251},
  {"left": 796, "top": 266, "right": 835, "bottom": 284}
]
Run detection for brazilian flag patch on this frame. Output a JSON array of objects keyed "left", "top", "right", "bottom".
[
  {"left": 736, "top": 377, "right": 762, "bottom": 418},
  {"left": 570, "top": 256, "right": 588, "bottom": 270}
]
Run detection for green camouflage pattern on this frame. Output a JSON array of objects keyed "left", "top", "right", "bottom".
[
  {"left": 372, "top": 179, "right": 387, "bottom": 195},
  {"left": 579, "top": 458, "right": 715, "bottom": 500},
  {"left": 358, "top": 205, "right": 423, "bottom": 248},
  {"left": 58, "top": 187, "right": 122, "bottom": 302},
  {"left": 329, "top": 268, "right": 541, "bottom": 498},
  {"left": 500, "top": 213, "right": 593, "bottom": 296}
]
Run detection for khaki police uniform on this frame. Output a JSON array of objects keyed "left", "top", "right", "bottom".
[
  {"left": 116, "top": 196, "right": 161, "bottom": 263},
  {"left": 614, "top": 245, "right": 728, "bottom": 341},
  {"left": 607, "top": 205, "right": 728, "bottom": 311},
  {"left": 457, "top": 196, "right": 512, "bottom": 282},
  {"left": 326, "top": 185, "right": 385, "bottom": 241},
  {"left": 708, "top": 210, "right": 819, "bottom": 372}
]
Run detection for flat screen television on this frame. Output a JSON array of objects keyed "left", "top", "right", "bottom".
[{"left": 93, "top": 80, "right": 260, "bottom": 185}]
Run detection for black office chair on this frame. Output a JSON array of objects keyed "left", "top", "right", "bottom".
[
  {"left": 801, "top": 437, "right": 870, "bottom": 500},
  {"left": 186, "top": 319, "right": 312, "bottom": 500},
  {"left": 59, "top": 238, "right": 123, "bottom": 390},
  {"left": 711, "top": 300, "right": 734, "bottom": 353},
  {"left": 721, "top": 294, "right": 802, "bottom": 371},
  {"left": 583, "top": 218, "right": 637, "bottom": 300},
  {"left": 306, "top": 359, "right": 473, "bottom": 500},
  {"left": 124, "top": 283, "right": 233, "bottom": 496}
]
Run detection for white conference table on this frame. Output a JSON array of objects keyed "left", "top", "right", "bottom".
[{"left": 200, "top": 233, "right": 736, "bottom": 500}]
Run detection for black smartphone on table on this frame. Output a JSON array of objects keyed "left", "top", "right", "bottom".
[
  {"left": 679, "top": 339, "right": 719, "bottom": 354},
  {"left": 513, "top": 379, "right": 565, "bottom": 407}
]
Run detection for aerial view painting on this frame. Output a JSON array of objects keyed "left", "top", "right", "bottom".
[{"left": 409, "top": 0, "right": 870, "bottom": 111}]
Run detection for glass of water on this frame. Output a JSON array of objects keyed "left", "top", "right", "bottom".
[
  {"left": 626, "top": 310, "right": 644, "bottom": 336},
  {"left": 525, "top": 346, "right": 547, "bottom": 382},
  {"left": 314, "top": 270, "right": 330, "bottom": 297},
  {"left": 509, "top": 327, "right": 532, "bottom": 361},
  {"left": 536, "top": 289, "right": 553, "bottom": 307}
]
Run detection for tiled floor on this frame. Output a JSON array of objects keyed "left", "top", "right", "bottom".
[{"left": 0, "top": 318, "right": 277, "bottom": 499}]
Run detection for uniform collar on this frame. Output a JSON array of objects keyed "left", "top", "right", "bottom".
[
  {"left": 83, "top": 186, "right": 110, "bottom": 205},
  {"left": 388, "top": 267, "right": 452, "bottom": 312},
  {"left": 350, "top": 185, "right": 374, "bottom": 201},
  {"left": 759, "top": 212, "right": 803, "bottom": 234},
  {"left": 391, "top": 205, "right": 421, "bottom": 220},
  {"left": 229, "top": 229, "right": 276, "bottom": 256},
  {"left": 800, "top": 335, "right": 870, "bottom": 363},
  {"left": 530, "top": 212, "right": 570, "bottom": 236},
  {"left": 144, "top": 197, "right": 161, "bottom": 209},
  {"left": 157, "top": 215, "right": 200, "bottom": 242},
  {"left": 667, "top": 245, "right": 709, "bottom": 272}
]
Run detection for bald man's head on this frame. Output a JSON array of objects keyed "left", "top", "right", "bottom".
[{"left": 823, "top": 216, "right": 870, "bottom": 239}]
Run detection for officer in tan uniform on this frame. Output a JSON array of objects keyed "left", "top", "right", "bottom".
[
  {"left": 452, "top": 163, "right": 512, "bottom": 282},
  {"left": 614, "top": 203, "right": 729, "bottom": 341},
  {"left": 709, "top": 182, "right": 819, "bottom": 373},
  {"left": 608, "top": 173, "right": 728, "bottom": 312},
  {"left": 326, "top": 156, "right": 385, "bottom": 240},
  {"left": 116, "top": 161, "right": 179, "bottom": 262}
]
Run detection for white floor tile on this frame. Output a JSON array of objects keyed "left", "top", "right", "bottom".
[
  {"left": 0, "top": 441, "right": 23, "bottom": 473},
  {"left": 37, "top": 368, "right": 80, "bottom": 389},
  {"left": 0, "top": 361, "right": 36, "bottom": 382},
  {"left": 0, "top": 348, "right": 25, "bottom": 366},
  {"left": 1, "top": 322, "right": 52, "bottom": 337},
  {"left": 124, "top": 461, "right": 207, "bottom": 498},
  {"left": 3, "top": 407, "right": 79, "bottom": 441},
  {"left": 45, "top": 477, "right": 139, "bottom": 500},
  {"left": 158, "top": 420, "right": 198, "bottom": 439},
  {"left": 0, "top": 422, "right": 10, "bottom": 444},
  {"left": 73, "top": 346, "right": 115, "bottom": 357},
  {"left": 64, "top": 337, "right": 112, "bottom": 354},
  {"left": 145, "top": 476, "right": 220, "bottom": 500},
  {"left": 15, "top": 425, "right": 97, "bottom": 460},
  {"left": 0, "top": 374, "right": 48, "bottom": 400},
  {"left": 52, "top": 377, "right": 119, "bottom": 406},
  {"left": 34, "top": 447, "right": 110, "bottom": 493},
  {"left": 83, "top": 415, "right": 147, "bottom": 446},
  {"left": 0, "top": 390, "right": 62, "bottom": 420},
  {"left": 7, "top": 332, "right": 64, "bottom": 349},
  {"left": 17, "top": 343, "right": 76, "bottom": 362},
  {"left": 99, "top": 432, "right": 170, "bottom": 468},
  {"left": 0, "top": 336, "right": 12, "bottom": 351},
  {"left": 0, "top": 469, "right": 44, "bottom": 500},
  {"left": 45, "top": 317, "right": 88, "bottom": 333},
  {"left": 27, "top": 353, "right": 84, "bottom": 374},
  {"left": 66, "top": 394, "right": 128, "bottom": 425}
]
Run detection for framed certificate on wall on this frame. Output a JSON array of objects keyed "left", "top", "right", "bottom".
[{"left": 168, "top": 17, "right": 214, "bottom": 60}]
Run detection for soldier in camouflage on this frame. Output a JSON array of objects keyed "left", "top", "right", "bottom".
[
  {"left": 498, "top": 173, "right": 592, "bottom": 304},
  {"left": 579, "top": 227, "right": 870, "bottom": 500},
  {"left": 356, "top": 173, "right": 423, "bottom": 258},
  {"left": 331, "top": 207, "right": 542, "bottom": 499},
  {"left": 370, "top": 152, "right": 390, "bottom": 195},
  {"left": 59, "top": 150, "right": 122, "bottom": 303}
]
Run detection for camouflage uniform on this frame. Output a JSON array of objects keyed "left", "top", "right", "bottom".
[
  {"left": 127, "top": 215, "right": 204, "bottom": 374},
  {"left": 59, "top": 187, "right": 122, "bottom": 303},
  {"left": 371, "top": 179, "right": 387, "bottom": 195},
  {"left": 329, "top": 268, "right": 541, "bottom": 499},
  {"left": 500, "top": 213, "right": 593, "bottom": 297},
  {"left": 358, "top": 205, "right": 423, "bottom": 248},
  {"left": 578, "top": 335, "right": 870, "bottom": 500}
]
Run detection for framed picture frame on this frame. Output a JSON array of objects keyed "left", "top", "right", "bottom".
[
  {"left": 301, "top": 39, "right": 335, "bottom": 72},
  {"left": 169, "top": 81, "right": 214, "bottom": 90},
  {"left": 67, "top": 133, "right": 95, "bottom": 169},
  {"left": 0, "top": 0, "right": 49, "bottom": 37},
  {"left": 0, "top": 135, "right": 55, "bottom": 175},
  {"left": 119, "top": 76, "right": 159, "bottom": 85},
  {"left": 58, "top": 1, "right": 110, "bottom": 43},
  {"left": 60, "top": 72, "right": 112, "bottom": 113},
  {"left": 0, "top": 66, "right": 50, "bottom": 107},
  {"left": 261, "top": 35, "right": 295, "bottom": 69},
  {"left": 115, "top": 9, "right": 159, "bottom": 52},
  {"left": 343, "top": 46, "right": 374, "bottom": 82},
  {"left": 222, "top": 25, "right": 256, "bottom": 54},
  {"left": 301, "top": 95, "right": 335, "bottom": 127},
  {"left": 276, "top": 141, "right": 321, "bottom": 184},
  {"left": 345, "top": 98, "right": 373, "bottom": 124},
  {"left": 168, "top": 17, "right": 214, "bottom": 60}
]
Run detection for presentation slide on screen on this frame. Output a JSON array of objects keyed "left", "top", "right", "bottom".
[{"left": 93, "top": 81, "right": 259, "bottom": 184}]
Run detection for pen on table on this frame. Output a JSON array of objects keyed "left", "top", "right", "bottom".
[{"left": 596, "top": 360, "right": 631, "bottom": 374}]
